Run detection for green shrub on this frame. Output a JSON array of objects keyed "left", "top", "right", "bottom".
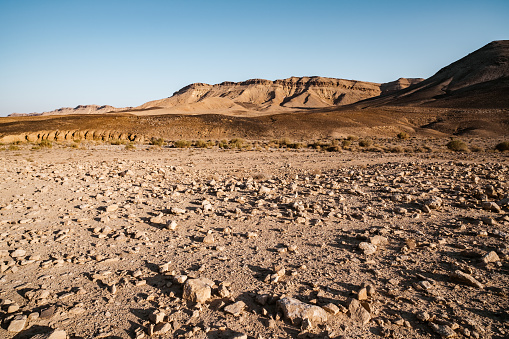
[
  {"left": 446, "top": 139, "right": 468, "bottom": 152},
  {"left": 110, "top": 139, "right": 124, "bottom": 145},
  {"left": 38, "top": 140, "right": 53, "bottom": 148},
  {"left": 341, "top": 140, "right": 351, "bottom": 147},
  {"left": 174, "top": 140, "right": 191, "bottom": 148},
  {"left": 495, "top": 141, "right": 509, "bottom": 152},
  {"left": 230, "top": 138, "right": 245, "bottom": 149},
  {"left": 194, "top": 140, "right": 207, "bottom": 148},
  {"left": 397, "top": 132, "right": 409, "bottom": 140},
  {"left": 149, "top": 138, "right": 165, "bottom": 146},
  {"left": 358, "top": 139, "right": 372, "bottom": 147}
]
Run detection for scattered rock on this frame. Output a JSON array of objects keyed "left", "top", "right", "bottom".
[
  {"left": 347, "top": 298, "right": 371, "bottom": 325},
  {"left": 450, "top": 270, "right": 484, "bottom": 289},
  {"left": 277, "top": 297, "right": 328, "bottom": 326},
  {"left": 8, "top": 314, "right": 27, "bottom": 332},
  {"left": 182, "top": 278, "right": 213, "bottom": 304},
  {"left": 224, "top": 300, "right": 246, "bottom": 316}
]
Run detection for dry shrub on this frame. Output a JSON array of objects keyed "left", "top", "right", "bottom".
[
  {"left": 358, "top": 139, "right": 372, "bottom": 147},
  {"left": 174, "top": 140, "right": 191, "bottom": 148},
  {"left": 149, "top": 138, "right": 165, "bottom": 146},
  {"left": 39, "top": 139, "right": 53, "bottom": 148},
  {"left": 397, "top": 132, "right": 409, "bottom": 140},
  {"left": 446, "top": 139, "right": 468, "bottom": 152},
  {"left": 495, "top": 141, "right": 509, "bottom": 152}
]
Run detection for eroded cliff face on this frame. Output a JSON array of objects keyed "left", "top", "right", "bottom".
[{"left": 138, "top": 76, "right": 422, "bottom": 113}]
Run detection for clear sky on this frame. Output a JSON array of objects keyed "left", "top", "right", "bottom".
[{"left": 0, "top": 0, "right": 508, "bottom": 116}]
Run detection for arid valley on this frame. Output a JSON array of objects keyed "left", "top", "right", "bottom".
[{"left": 0, "top": 41, "right": 508, "bottom": 339}]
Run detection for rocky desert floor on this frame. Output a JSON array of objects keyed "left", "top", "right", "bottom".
[{"left": 0, "top": 143, "right": 508, "bottom": 339}]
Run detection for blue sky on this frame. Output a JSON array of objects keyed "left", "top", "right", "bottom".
[{"left": 0, "top": 0, "right": 508, "bottom": 116}]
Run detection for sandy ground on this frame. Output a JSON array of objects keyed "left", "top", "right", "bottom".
[{"left": 0, "top": 145, "right": 508, "bottom": 339}]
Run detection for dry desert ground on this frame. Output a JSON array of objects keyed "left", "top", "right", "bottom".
[{"left": 0, "top": 141, "right": 508, "bottom": 339}]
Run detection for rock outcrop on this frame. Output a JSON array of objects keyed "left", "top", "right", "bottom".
[{"left": 137, "top": 76, "right": 422, "bottom": 114}]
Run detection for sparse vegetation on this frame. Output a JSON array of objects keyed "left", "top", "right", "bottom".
[
  {"left": 8, "top": 144, "right": 20, "bottom": 151},
  {"left": 110, "top": 139, "right": 126, "bottom": 145},
  {"left": 446, "top": 139, "right": 468, "bottom": 152},
  {"left": 125, "top": 143, "right": 136, "bottom": 150},
  {"left": 230, "top": 138, "right": 245, "bottom": 149},
  {"left": 495, "top": 141, "right": 509, "bottom": 152},
  {"left": 38, "top": 139, "right": 53, "bottom": 148},
  {"left": 194, "top": 140, "right": 208, "bottom": 148},
  {"left": 358, "top": 139, "right": 372, "bottom": 147},
  {"left": 149, "top": 137, "right": 165, "bottom": 146},
  {"left": 174, "top": 140, "right": 191, "bottom": 148},
  {"left": 397, "top": 132, "right": 409, "bottom": 140}
]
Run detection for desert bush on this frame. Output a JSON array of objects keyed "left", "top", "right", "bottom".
[
  {"left": 38, "top": 140, "right": 53, "bottom": 148},
  {"left": 230, "top": 138, "right": 245, "bottom": 149},
  {"left": 194, "top": 140, "right": 207, "bottom": 148},
  {"left": 341, "top": 140, "right": 351, "bottom": 148},
  {"left": 470, "top": 145, "right": 483, "bottom": 152},
  {"left": 71, "top": 143, "right": 80, "bottom": 149},
  {"left": 390, "top": 146, "right": 404, "bottom": 153},
  {"left": 397, "top": 132, "right": 409, "bottom": 140},
  {"left": 149, "top": 138, "right": 165, "bottom": 146},
  {"left": 9, "top": 144, "right": 20, "bottom": 151},
  {"left": 218, "top": 140, "right": 230, "bottom": 149},
  {"left": 358, "top": 139, "right": 372, "bottom": 147},
  {"left": 495, "top": 141, "right": 509, "bottom": 152},
  {"left": 446, "top": 139, "right": 468, "bottom": 152},
  {"left": 174, "top": 140, "right": 191, "bottom": 148},
  {"left": 110, "top": 139, "right": 126, "bottom": 145},
  {"left": 346, "top": 135, "right": 358, "bottom": 141},
  {"left": 125, "top": 143, "right": 136, "bottom": 150}
]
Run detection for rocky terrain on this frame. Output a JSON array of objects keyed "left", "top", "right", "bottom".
[
  {"left": 132, "top": 77, "right": 423, "bottom": 116},
  {"left": 356, "top": 41, "right": 509, "bottom": 109},
  {"left": 0, "top": 143, "right": 508, "bottom": 338}
]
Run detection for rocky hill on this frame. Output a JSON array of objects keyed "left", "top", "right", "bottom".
[
  {"left": 135, "top": 76, "right": 423, "bottom": 115},
  {"left": 9, "top": 77, "right": 423, "bottom": 117},
  {"left": 355, "top": 40, "right": 509, "bottom": 108},
  {"left": 9, "top": 104, "right": 130, "bottom": 117}
]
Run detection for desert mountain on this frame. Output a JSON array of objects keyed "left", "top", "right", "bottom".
[
  {"left": 355, "top": 40, "right": 509, "bottom": 108},
  {"left": 134, "top": 77, "right": 423, "bottom": 115},
  {"left": 9, "top": 77, "right": 423, "bottom": 117},
  {"left": 9, "top": 104, "right": 130, "bottom": 117}
]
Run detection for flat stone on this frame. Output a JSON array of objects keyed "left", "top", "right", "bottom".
[
  {"left": 202, "top": 233, "right": 214, "bottom": 244},
  {"left": 105, "top": 204, "right": 118, "bottom": 212},
  {"left": 11, "top": 248, "right": 26, "bottom": 258},
  {"left": 149, "top": 310, "right": 166, "bottom": 324},
  {"left": 277, "top": 297, "right": 328, "bottom": 326},
  {"left": 450, "top": 270, "right": 484, "bottom": 289},
  {"left": 153, "top": 322, "right": 172, "bottom": 335},
  {"left": 369, "top": 235, "right": 388, "bottom": 246},
  {"left": 224, "top": 301, "right": 246, "bottom": 316},
  {"left": 430, "top": 323, "right": 456, "bottom": 338},
  {"left": 8, "top": 315, "right": 27, "bottom": 332},
  {"left": 40, "top": 305, "right": 56, "bottom": 319},
  {"left": 482, "top": 251, "right": 500, "bottom": 264},
  {"left": 348, "top": 298, "right": 371, "bottom": 325},
  {"left": 30, "top": 329, "right": 68, "bottom": 339},
  {"left": 322, "top": 303, "right": 340, "bottom": 315},
  {"left": 358, "top": 242, "right": 377, "bottom": 255},
  {"left": 182, "top": 278, "right": 213, "bottom": 304}
]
